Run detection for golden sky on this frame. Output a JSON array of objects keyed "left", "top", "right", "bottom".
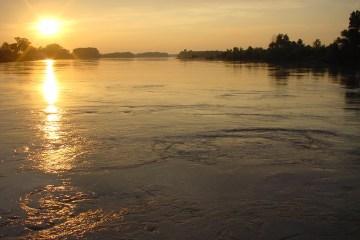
[{"left": 0, "top": 0, "right": 359, "bottom": 53}]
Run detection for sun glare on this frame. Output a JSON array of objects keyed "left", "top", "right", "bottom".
[{"left": 37, "top": 19, "right": 61, "bottom": 36}]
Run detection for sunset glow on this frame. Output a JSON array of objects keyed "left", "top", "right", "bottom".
[{"left": 0, "top": 1, "right": 353, "bottom": 52}]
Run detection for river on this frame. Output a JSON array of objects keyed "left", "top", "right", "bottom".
[{"left": 0, "top": 59, "right": 359, "bottom": 239}]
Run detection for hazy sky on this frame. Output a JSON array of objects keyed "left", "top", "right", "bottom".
[{"left": 0, "top": 0, "right": 359, "bottom": 53}]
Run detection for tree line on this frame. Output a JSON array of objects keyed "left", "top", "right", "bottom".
[
  {"left": 102, "top": 52, "right": 169, "bottom": 58},
  {"left": 178, "top": 10, "right": 360, "bottom": 66},
  {"left": 0, "top": 38, "right": 172, "bottom": 62},
  {"left": 0, "top": 38, "right": 102, "bottom": 62}
]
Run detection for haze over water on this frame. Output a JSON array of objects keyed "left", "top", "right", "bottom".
[{"left": 0, "top": 59, "right": 360, "bottom": 239}]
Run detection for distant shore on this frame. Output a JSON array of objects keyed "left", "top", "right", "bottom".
[
  {"left": 0, "top": 42, "right": 174, "bottom": 63},
  {"left": 0, "top": 10, "right": 358, "bottom": 67},
  {"left": 179, "top": 10, "right": 359, "bottom": 68}
]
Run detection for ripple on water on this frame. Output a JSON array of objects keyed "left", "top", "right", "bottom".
[
  {"left": 17, "top": 181, "right": 128, "bottom": 239},
  {"left": 0, "top": 180, "right": 208, "bottom": 239},
  {"left": 153, "top": 128, "right": 345, "bottom": 167}
]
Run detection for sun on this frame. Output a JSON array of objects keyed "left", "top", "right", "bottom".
[{"left": 37, "top": 19, "right": 61, "bottom": 36}]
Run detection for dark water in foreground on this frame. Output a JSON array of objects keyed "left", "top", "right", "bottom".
[{"left": 0, "top": 59, "right": 359, "bottom": 239}]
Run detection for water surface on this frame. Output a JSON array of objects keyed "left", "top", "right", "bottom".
[{"left": 0, "top": 59, "right": 360, "bottom": 239}]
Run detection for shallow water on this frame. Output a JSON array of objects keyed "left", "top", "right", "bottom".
[{"left": 0, "top": 59, "right": 360, "bottom": 239}]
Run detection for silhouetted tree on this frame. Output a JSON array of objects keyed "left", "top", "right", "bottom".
[
  {"left": 14, "top": 37, "right": 31, "bottom": 53},
  {"left": 313, "top": 39, "right": 323, "bottom": 48},
  {"left": 0, "top": 37, "right": 75, "bottom": 62},
  {"left": 73, "top": 48, "right": 100, "bottom": 59},
  {"left": 0, "top": 42, "right": 16, "bottom": 62},
  {"left": 40, "top": 44, "right": 72, "bottom": 59},
  {"left": 297, "top": 39, "right": 305, "bottom": 48},
  {"left": 269, "top": 34, "right": 291, "bottom": 49},
  {"left": 178, "top": 10, "right": 359, "bottom": 66},
  {"left": 102, "top": 52, "right": 135, "bottom": 58},
  {"left": 0, "top": 37, "right": 32, "bottom": 61},
  {"left": 337, "top": 10, "right": 360, "bottom": 64}
]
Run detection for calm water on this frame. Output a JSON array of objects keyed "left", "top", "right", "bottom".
[{"left": 0, "top": 59, "right": 359, "bottom": 239}]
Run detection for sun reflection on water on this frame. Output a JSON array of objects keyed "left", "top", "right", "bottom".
[
  {"left": 43, "top": 59, "right": 58, "bottom": 106},
  {"left": 19, "top": 181, "right": 125, "bottom": 239},
  {"left": 30, "top": 59, "right": 83, "bottom": 173},
  {"left": 17, "top": 61, "right": 115, "bottom": 239},
  {"left": 42, "top": 59, "right": 60, "bottom": 142}
]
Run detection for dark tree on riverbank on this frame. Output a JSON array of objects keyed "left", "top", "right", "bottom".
[
  {"left": 0, "top": 38, "right": 73, "bottom": 62},
  {"left": 0, "top": 37, "right": 32, "bottom": 62},
  {"left": 73, "top": 48, "right": 100, "bottom": 59},
  {"left": 178, "top": 10, "right": 360, "bottom": 67},
  {"left": 39, "top": 44, "right": 72, "bottom": 59},
  {"left": 0, "top": 40, "right": 101, "bottom": 62},
  {"left": 329, "top": 10, "right": 360, "bottom": 65}
]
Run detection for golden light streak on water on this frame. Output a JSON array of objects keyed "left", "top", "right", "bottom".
[
  {"left": 33, "top": 59, "right": 80, "bottom": 173},
  {"left": 42, "top": 59, "right": 61, "bottom": 147},
  {"left": 43, "top": 59, "right": 58, "bottom": 106}
]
